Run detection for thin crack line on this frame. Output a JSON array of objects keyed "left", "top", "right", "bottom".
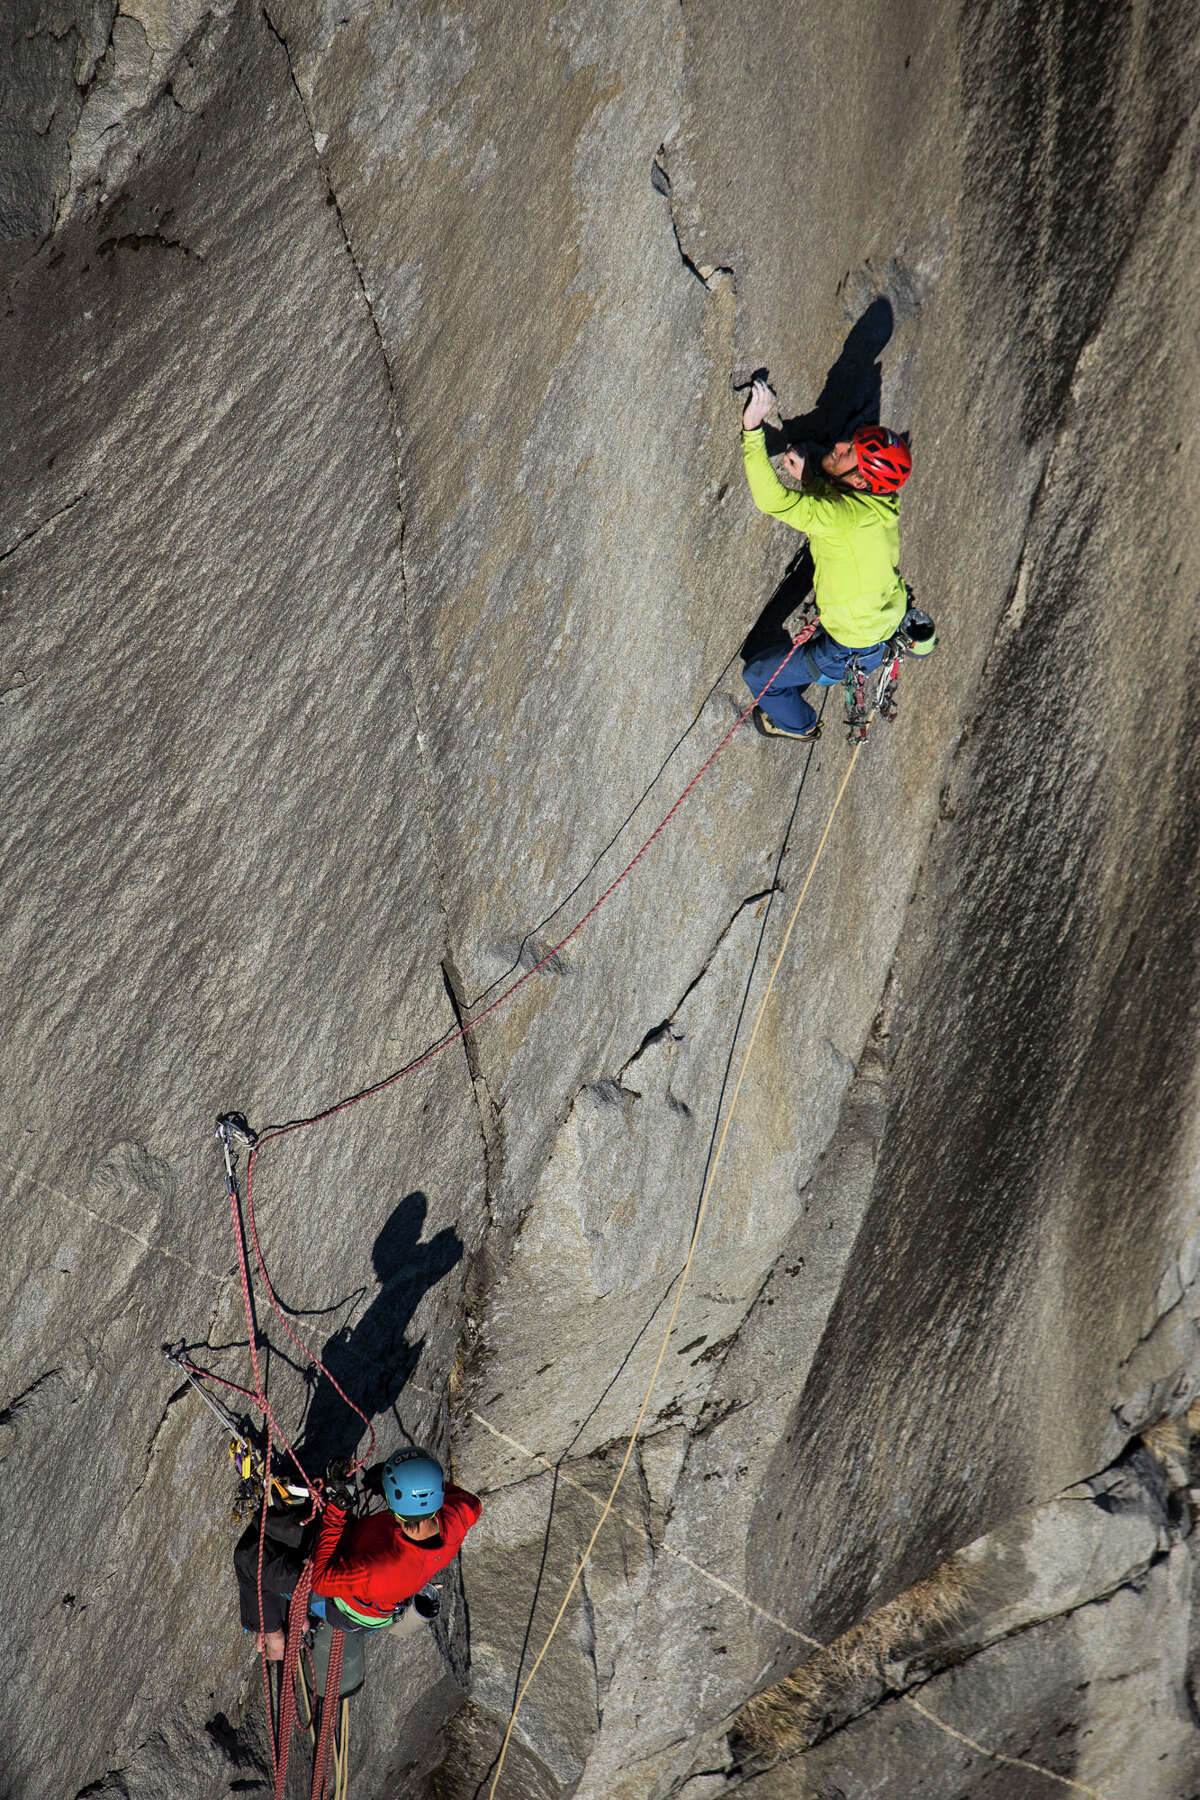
[
  {"left": 0, "top": 1156, "right": 230, "bottom": 1283},
  {"left": 652, "top": 145, "right": 734, "bottom": 292},
  {"left": 618, "top": 887, "right": 776, "bottom": 1078},
  {"left": 0, "top": 492, "right": 88, "bottom": 564},
  {"left": 259, "top": 2, "right": 474, "bottom": 1104}
]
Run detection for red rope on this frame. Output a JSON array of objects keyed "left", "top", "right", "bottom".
[
  {"left": 273, "top": 1560, "right": 314, "bottom": 1800},
  {"left": 227, "top": 1165, "right": 323, "bottom": 1490},
  {"left": 209, "top": 622, "right": 818, "bottom": 1786},
  {"left": 255, "top": 628, "right": 815, "bottom": 1140},
  {"left": 255, "top": 1427, "right": 276, "bottom": 1781},
  {"left": 176, "top": 1359, "right": 259, "bottom": 1404},
  {"left": 310, "top": 1630, "right": 345, "bottom": 1800},
  {"left": 239, "top": 1165, "right": 375, "bottom": 1474},
  {"left": 234, "top": 624, "right": 818, "bottom": 1461}
]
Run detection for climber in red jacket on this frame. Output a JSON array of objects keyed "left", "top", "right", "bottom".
[
  {"left": 310, "top": 1448, "right": 481, "bottom": 1634},
  {"left": 235, "top": 1448, "right": 481, "bottom": 1656}
]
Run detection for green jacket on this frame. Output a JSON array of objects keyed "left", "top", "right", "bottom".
[{"left": 742, "top": 427, "right": 907, "bottom": 648}]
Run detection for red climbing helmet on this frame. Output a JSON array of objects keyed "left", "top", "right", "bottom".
[{"left": 852, "top": 426, "right": 912, "bottom": 494}]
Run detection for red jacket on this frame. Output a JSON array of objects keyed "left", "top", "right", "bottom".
[{"left": 310, "top": 1483, "right": 482, "bottom": 1619}]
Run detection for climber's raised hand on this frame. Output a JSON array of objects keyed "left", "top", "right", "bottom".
[{"left": 741, "top": 377, "right": 775, "bottom": 431}]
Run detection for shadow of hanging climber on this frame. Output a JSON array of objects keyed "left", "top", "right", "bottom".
[
  {"left": 740, "top": 545, "right": 817, "bottom": 666},
  {"left": 761, "top": 294, "right": 895, "bottom": 460},
  {"left": 298, "top": 1191, "right": 462, "bottom": 1469}
]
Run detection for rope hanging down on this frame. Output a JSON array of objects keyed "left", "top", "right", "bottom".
[
  {"left": 486, "top": 742, "right": 865, "bottom": 1797},
  {"left": 182, "top": 634, "right": 1103, "bottom": 1800},
  {"left": 198, "top": 643, "right": 1098, "bottom": 1800},
  {"left": 483, "top": 736, "right": 1115, "bottom": 1800},
  {"left": 466, "top": 1400, "right": 1113, "bottom": 1800},
  {"left": 203, "top": 626, "right": 819, "bottom": 1795},
  {"left": 221, "top": 621, "right": 822, "bottom": 1486}
]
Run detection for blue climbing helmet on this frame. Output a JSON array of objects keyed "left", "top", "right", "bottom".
[{"left": 382, "top": 1448, "right": 444, "bottom": 1519}]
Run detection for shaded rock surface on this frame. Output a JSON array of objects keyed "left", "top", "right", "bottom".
[
  {"left": 2, "top": 3, "right": 1199, "bottom": 1798},
  {"left": 718, "top": 1432, "right": 1197, "bottom": 1796},
  {"left": 742, "top": 1547, "right": 1199, "bottom": 1800}
]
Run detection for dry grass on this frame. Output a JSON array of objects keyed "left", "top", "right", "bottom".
[
  {"left": 735, "top": 1554, "right": 974, "bottom": 1757},
  {"left": 1140, "top": 1413, "right": 1191, "bottom": 1479},
  {"left": 447, "top": 1329, "right": 470, "bottom": 1409},
  {"left": 734, "top": 1410, "right": 1200, "bottom": 1765}
]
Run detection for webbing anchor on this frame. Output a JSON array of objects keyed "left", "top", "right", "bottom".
[
  {"left": 217, "top": 1111, "right": 258, "bottom": 1150},
  {"left": 164, "top": 1343, "right": 251, "bottom": 1444},
  {"left": 216, "top": 1112, "right": 257, "bottom": 1197}
]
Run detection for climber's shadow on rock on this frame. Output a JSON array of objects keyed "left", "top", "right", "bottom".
[
  {"left": 762, "top": 294, "right": 894, "bottom": 458},
  {"left": 740, "top": 546, "right": 817, "bottom": 665},
  {"left": 298, "top": 1191, "right": 462, "bottom": 1468}
]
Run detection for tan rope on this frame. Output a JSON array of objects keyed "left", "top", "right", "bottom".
[
  {"left": 473, "top": 1405, "right": 1113, "bottom": 1800},
  {"left": 467, "top": 1408, "right": 824, "bottom": 1649},
  {"left": 481, "top": 733, "right": 1113, "bottom": 1800},
  {"left": 334, "top": 1697, "right": 349, "bottom": 1800},
  {"left": 486, "top": 745, "right": 865, "bottom": 1796}
]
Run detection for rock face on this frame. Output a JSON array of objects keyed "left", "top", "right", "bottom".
[
  {"left": 2, "top": 3, "right": 1198, "bottom": 1798},
  {"left": 727, "top": 1431, "right": 1199, "bottom": 1798}
]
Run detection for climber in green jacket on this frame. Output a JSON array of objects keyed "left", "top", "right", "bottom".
[{"left": 740, "top": 376, "right": 914, "bottom": 739}]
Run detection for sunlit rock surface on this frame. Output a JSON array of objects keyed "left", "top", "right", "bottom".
[{"left": 2, "top": 2, "right": 1198, "bottom": 1796}]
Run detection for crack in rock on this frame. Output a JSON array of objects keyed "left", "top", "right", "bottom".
[
  {"left": 651, "top": 146, "right": 734, "bottom": 292},
  {"left": 730, "top": 1434, "right": 1190, "bottom": 1780},
  {"left": 259, "top": 9, "right": 485, "bottom": 1213},
  {"left": 442, "top": 955, "right": 502, "bottom": 1226},
  {"left": 72, "top": 7, "right": 119, "bottom": 105},
  {"left": 618, "top": 890, "right": 775, "bottom": 1080},
  {"left": 0, "top": 491, "right": 88, "bottom": 564},
  {"left": 577, "top": 1561, "right": 604, "bottom": 1731},
  {"left": 95, "top": 226, "right": 202, "bottom": 261}
]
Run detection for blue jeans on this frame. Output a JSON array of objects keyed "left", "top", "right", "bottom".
[{"left": 743, "top": 632, "right": 888, "bottom": 735}]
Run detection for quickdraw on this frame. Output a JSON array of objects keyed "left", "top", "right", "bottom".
[{"left": 841, "top": 598, "right": 935, "bottom": 744}]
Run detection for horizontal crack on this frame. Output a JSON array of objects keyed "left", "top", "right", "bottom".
[{"left": 96, "top": 229, "right": 202, "bottom": 261}]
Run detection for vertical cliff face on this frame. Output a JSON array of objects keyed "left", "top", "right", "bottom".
[{"left": 2, "top": 3, "right": 1198, "bottom": 1797}]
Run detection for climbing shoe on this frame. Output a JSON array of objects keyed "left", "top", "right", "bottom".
[{"left": 752, "top": 707, "right": 820, "bottom": 741}]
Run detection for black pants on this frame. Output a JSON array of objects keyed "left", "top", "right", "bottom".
[{"left": 234, "top": 1510, "right": 309, "bottom": 1635}]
